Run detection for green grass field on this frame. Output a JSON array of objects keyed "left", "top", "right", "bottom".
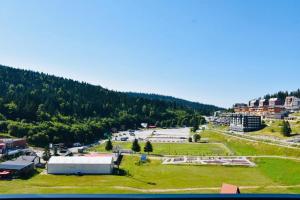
[
  {"left": 202, "top": 130, "right": 300, "bottom": 157},
  {"left": 1, "top": 156, "right": 300, "bottom": 194},
  {"left": 247, "top": 120, "right": 300, "bottom": 139},
  {"left": 3, "top": 129, "right": 300, "bottom": 194},
  {"left": 90, "top": 142, "right": 232, "bottom": 156}
]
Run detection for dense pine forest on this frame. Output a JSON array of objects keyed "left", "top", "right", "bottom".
[
  {"left": 126, "top": 92, "right": 222, "bottom": 115},
  {"left": 0, "top": 65, "right": 221, "bottom": 147}
]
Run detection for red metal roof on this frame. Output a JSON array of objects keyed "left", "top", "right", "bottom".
[
  {"left": 0, "top": 170, "right": 11, "bottom": 175},
  {"left": 84, "top": 153, "right": 113, "bottom": 157},
  {"left": 220, "top": 183, "right": 240, "bottom": 194}
]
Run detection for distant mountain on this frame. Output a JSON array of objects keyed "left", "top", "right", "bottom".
[
  {"left": 126, "top": 92, "right": 224, "bottom": 115},
  {"left": 0, "top": 64, "right": 219, "bottom": 147}
]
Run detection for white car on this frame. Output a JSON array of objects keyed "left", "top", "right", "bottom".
[{"left": 73, "top": 143, "right": 81, "bottom": 147}]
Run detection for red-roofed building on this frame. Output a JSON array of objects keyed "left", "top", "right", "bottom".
[{"left": 220, "top": 183, "right": 240, "bottom": 194}]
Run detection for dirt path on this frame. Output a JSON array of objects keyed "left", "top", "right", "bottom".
[{"left": 113, "top": 184, "right": 300, "bottom": 193}]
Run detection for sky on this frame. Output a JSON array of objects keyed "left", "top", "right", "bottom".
[{"left": 1, "top": 0, "right": 300, "bottom": 108}]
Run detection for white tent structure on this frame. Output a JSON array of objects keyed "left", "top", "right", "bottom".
[{"left": 47, "top": 156, "right": 114, "bottom": 174}]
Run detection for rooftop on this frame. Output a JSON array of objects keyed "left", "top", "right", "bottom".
[
  {"left": 220, "top": 183, "right": 240, "bottom": 194},
  {"left": 16, "top": 156, "right": 38, "bottom": 162},
  {"left": 0, "top": 160, "right": 33, "bottom": 170}
]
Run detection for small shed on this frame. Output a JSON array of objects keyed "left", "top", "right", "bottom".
[
  {"left": 220, "top": 183, "right": 240, "bottom": 194},
  {"left": 47, "top": 156, "right": 114, "bottom": 175}
]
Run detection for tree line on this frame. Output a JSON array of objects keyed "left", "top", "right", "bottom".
[{"left": 264, "top": 89, "right": 300, "bottom": 103}]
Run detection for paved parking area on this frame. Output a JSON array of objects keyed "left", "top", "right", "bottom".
[{"left": 113, "top": 128, "right": 190, "bottom": 143}]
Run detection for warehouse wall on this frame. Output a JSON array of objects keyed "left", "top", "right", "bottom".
[{"left": 47, "top": 163, "right": 113, "bottom": 174}]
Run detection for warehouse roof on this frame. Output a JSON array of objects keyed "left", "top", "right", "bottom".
[
  {"left": 16, "top": 156, "right": 38, "bottom": 163},
  {"left": 48, "top": 156, "right": 113, "bottom": 165},
  {"left": 0, "top": 160, "right": 33, "bottom": 170}
]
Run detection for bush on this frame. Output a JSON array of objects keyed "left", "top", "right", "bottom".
[
  {"left": 105, "top": 139, "right": 113, "bottom": 151},
  {"left": 193, "top": 134, "right": 201, "bottom": 142}
]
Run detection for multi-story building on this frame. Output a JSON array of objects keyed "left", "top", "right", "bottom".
[
  {"left": 284, "top": 96, "right": 300, "bottom": 111},
  {"left": 230, "top": 114, "right": 262, "bottom": 132},
  {"left": 259, "top": 99, "right": 269, "bottom": 107},
  {"left": 249, "top": 99, "right": 259, "bottom": 108},
  {"left": 233, "top": 103, "right": 248, "bottom": 113},
  {"left": 269, "top": 98, "right": 282, "bottom": 107},
  {"left": 233, "top": 97, "right": 287, "bottom": 119}
]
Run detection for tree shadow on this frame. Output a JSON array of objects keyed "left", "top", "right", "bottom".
[
  {"left": 113, "top": 168, "right": 156, "bottom": 185},
  {"left": 19, "top": 170, "right": 40, "bottom": 180}
]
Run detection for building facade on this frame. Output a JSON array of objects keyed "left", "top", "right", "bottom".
[
  {"left": 47, "top": 156, "right": 114, "bottom": 174},
  {"left": 230, "top": 114, "right": 262, "bottom": 132},
  {"left": 285, "top": 96, "right": 300, "bottom": 111}
]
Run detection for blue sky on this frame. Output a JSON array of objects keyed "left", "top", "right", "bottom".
[{"left": 1, "top": 0, "right": 300, "bottom": 108}]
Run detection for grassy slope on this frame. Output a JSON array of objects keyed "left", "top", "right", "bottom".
[
  {"left": 250, "top": 120, "right": 300, "bottom": 139},
  {"left": 202, "top": 130, "right": 300, "bottom": 157},
  {"left": 291, "top": 112, "right": 300, "bottom": 117},
  {"left": 90, "top": 142, "right": 231, "bottom": 156},
  {"left": 1, "top": 156, "right": 300, "bottom": 194}
]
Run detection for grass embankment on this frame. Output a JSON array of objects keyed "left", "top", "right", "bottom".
[
  {"left": 1, "top": 156, "right": 300, "bottom": 194},
  {"left": 291, "top": 112, "right": 300, "bottom": 117},
  {"left": 249, "top": 120, "right": 300, "bottom": 139},
  {"left": 202, "top": 130, "right": 300, "bottom": 157},
  {"left": 90, "top": 142, "right": 231, "bottom": 156}
]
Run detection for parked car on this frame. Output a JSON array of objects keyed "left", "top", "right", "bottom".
[
  {"left": 73, "top": 143, "right": 81, "bottom": 147},
  {"left": 120, "top": 137, "right": 129, "bottom": 141}
]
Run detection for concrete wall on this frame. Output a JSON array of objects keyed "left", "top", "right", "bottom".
[{"left": 47, "top": 163, "right": 113, "bottom": 174}]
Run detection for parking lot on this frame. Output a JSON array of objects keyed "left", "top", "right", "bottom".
[{"left": 112, "top": 128, "right": 190, "bottom": 143}]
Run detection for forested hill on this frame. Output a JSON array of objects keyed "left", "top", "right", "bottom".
[
  {"left": 126, "top": 92, "right": 223, "bottom": 114},
  {"left": 264, "top": 89, "right": 300, "bottom": 103},
  {"left": 0, "top": 64, "right": 219, "bottom": 147}
]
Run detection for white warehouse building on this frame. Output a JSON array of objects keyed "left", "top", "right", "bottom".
[{"left": 47, "top": 156, "right": 114, "bottom": 175}]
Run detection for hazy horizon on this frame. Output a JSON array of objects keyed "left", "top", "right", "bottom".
[{"left": 1, "top": 0, "right": 300, "bottom": 107}]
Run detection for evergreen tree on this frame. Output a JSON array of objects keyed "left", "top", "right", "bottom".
[
  {"left": 53, "top": 146, "right": 59, "bottom": 156},
  {"left": 192, "top": 118, "right": 200, "bottom": 132},
  {"left": 131, "top": 139, "right": 141, "bottom": 153},
  {"left": 144, "top": 141, "right": 153, "bottom": 154},
  {"left": 281, "top": 121, "right": 292, "bottom": 137},
  {"left": 42, "top": 147, "right": 51, "bottom": 162},
  {"left": 105, "top": 139, "right": 113, "bottom": 151}
]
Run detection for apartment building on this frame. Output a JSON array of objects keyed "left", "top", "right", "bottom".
[
  {"left": 285, "top": 96, "right": 300, "bottom": 111},
  {"left": 230, "top": 114, "right": 262, "bottom": 132}
]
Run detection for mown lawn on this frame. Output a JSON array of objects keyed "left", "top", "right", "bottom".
[
  {"left": 90, "top": 142, "right": 232, "bottom": 156},
  {"left": 1, "top": 156, "right": 300, "bottom": 194}
]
